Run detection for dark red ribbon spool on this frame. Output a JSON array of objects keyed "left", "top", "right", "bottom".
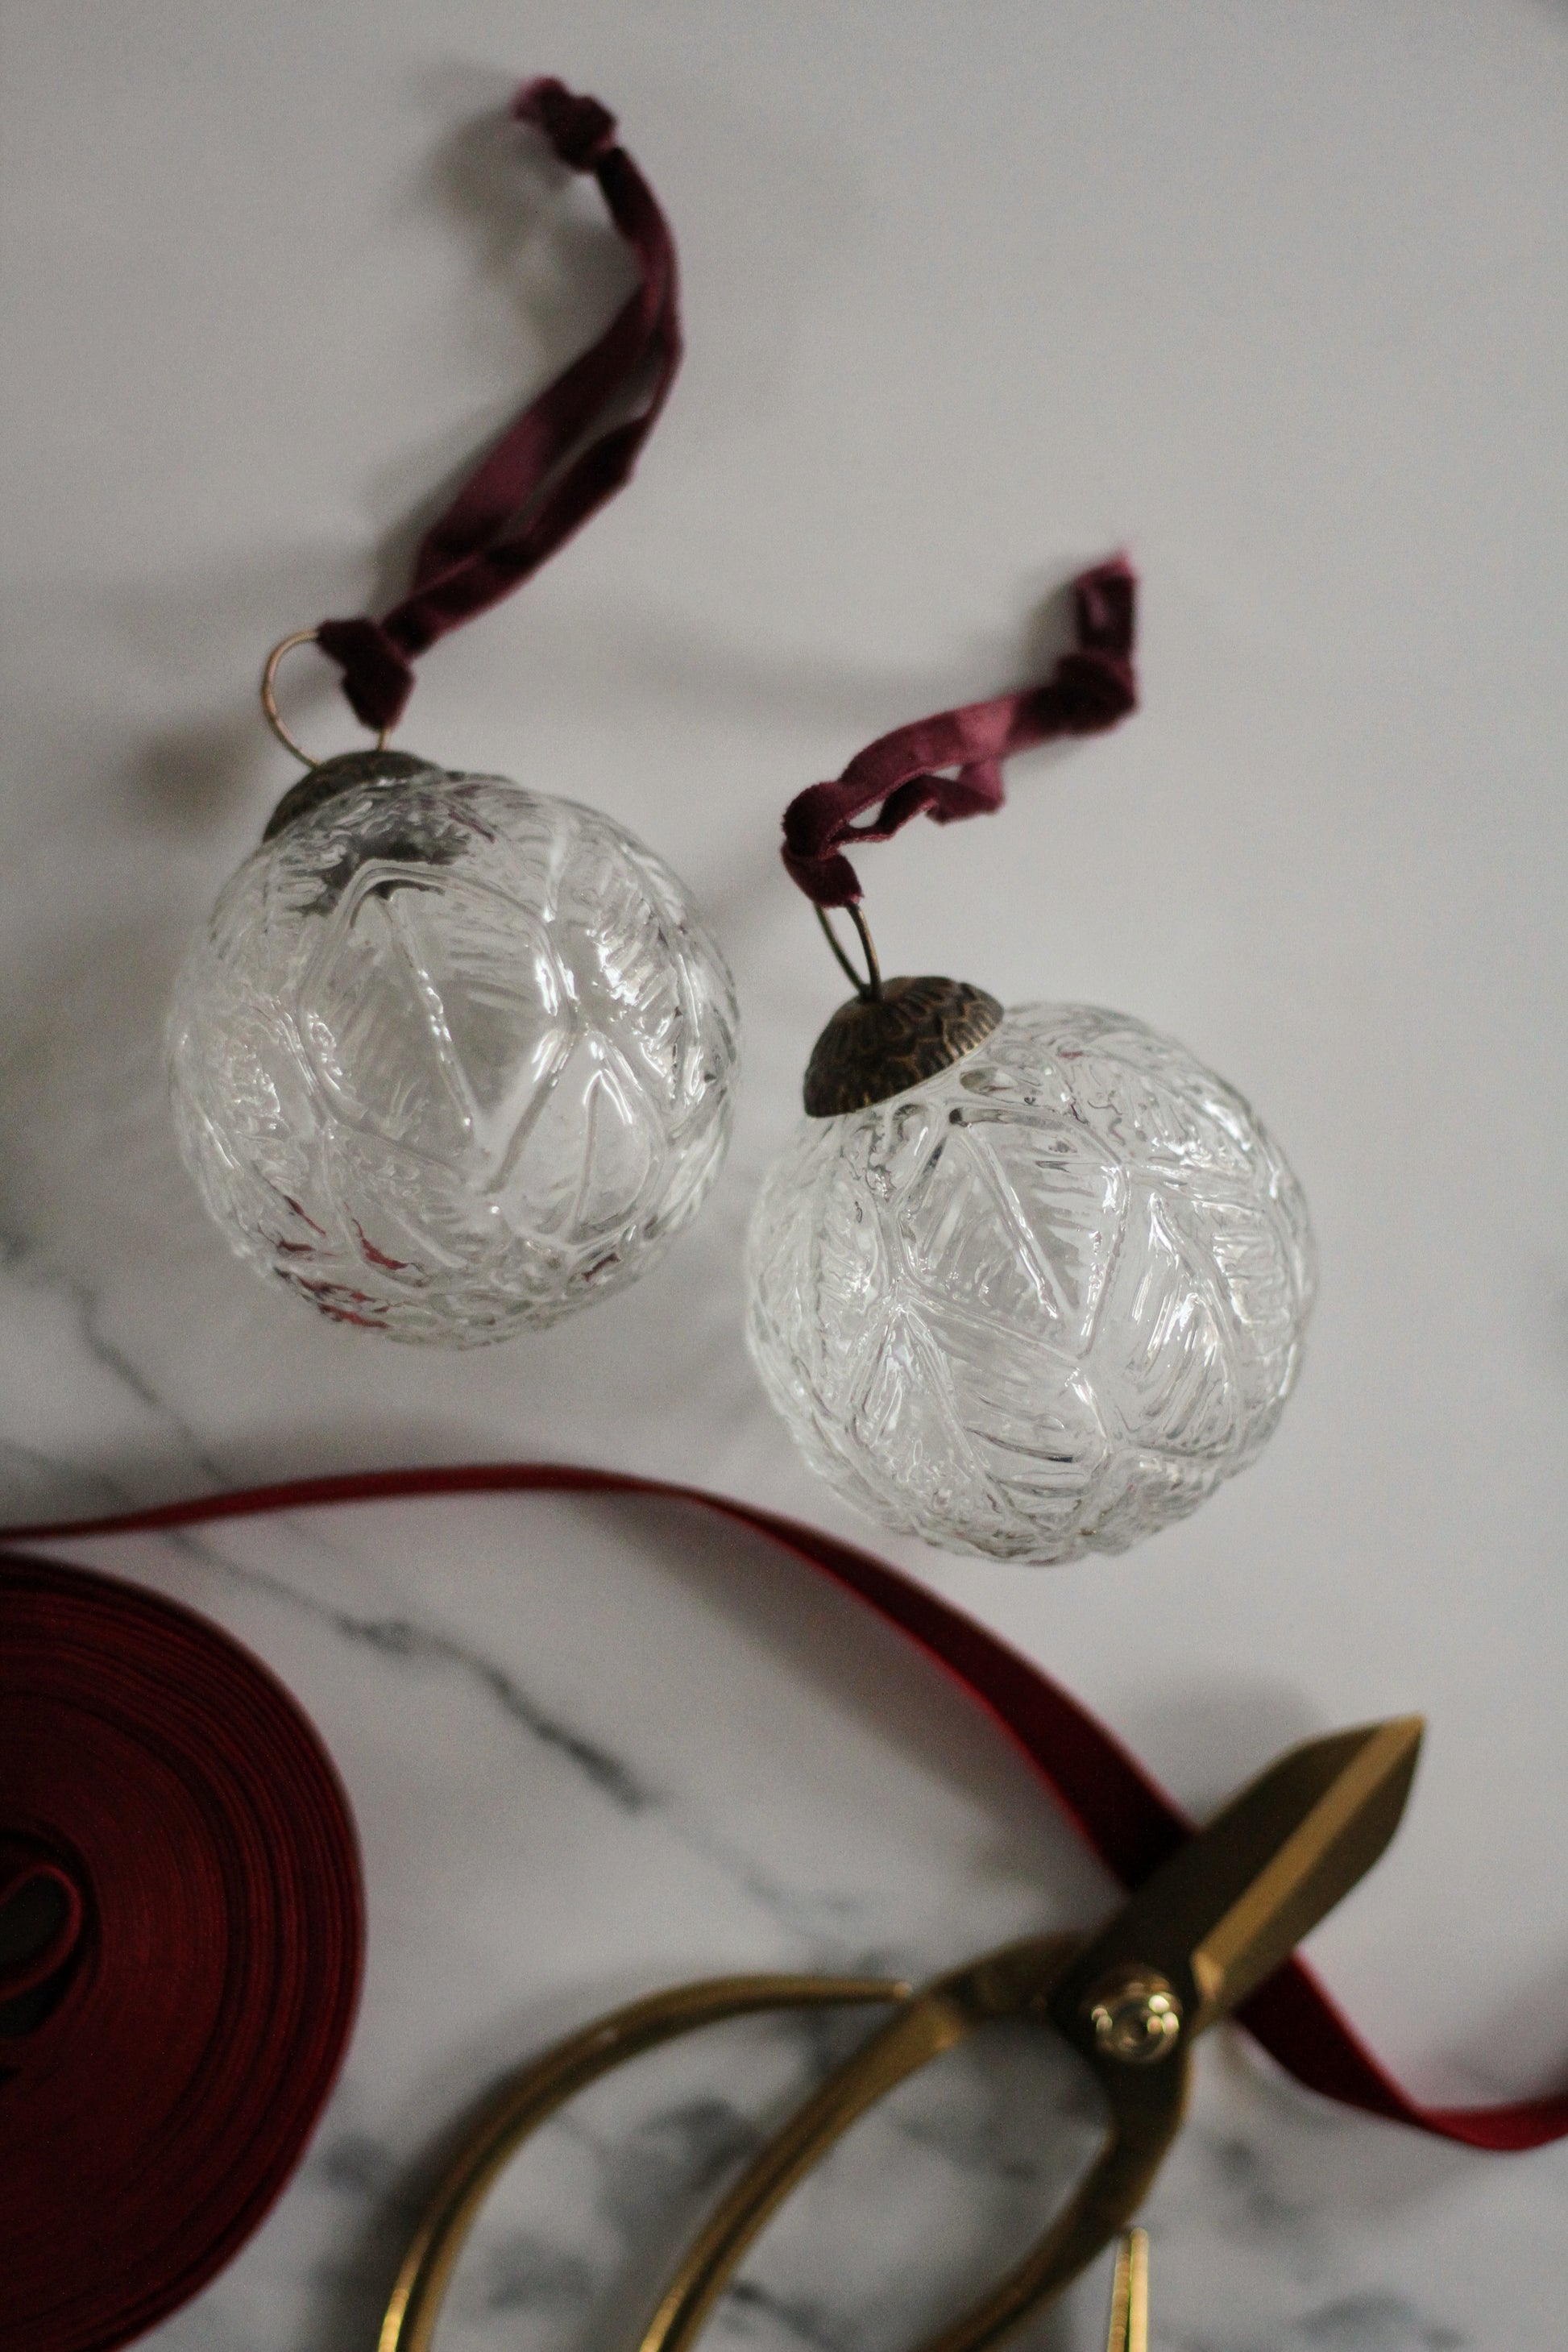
[{"left": 0, "top": 1555, "right": 363, "bottom": 2352}]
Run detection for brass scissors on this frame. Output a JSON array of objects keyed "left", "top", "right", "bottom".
[{"left": 379, "top": 1715, "right": 1422, "bottom": 2352}]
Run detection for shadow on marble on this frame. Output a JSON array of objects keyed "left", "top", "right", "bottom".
[
  {"left": 1118, "top": 1678, "right": 1323, "bottom": 1820},
  {"left": 1195, "top": 2031, "right": 1481, "bottom": 2239}
]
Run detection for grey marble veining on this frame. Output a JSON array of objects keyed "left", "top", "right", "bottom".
[{"left": 6, "top": 4, "right": 1568, "bottom": 2346}]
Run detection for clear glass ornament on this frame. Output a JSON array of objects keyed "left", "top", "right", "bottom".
[
  {"left": 745, "top": 1002, "right": 1313, "bottom": 1563},
  {"left": 169, "top": 758, "right": 739, "bottom": 1343}
]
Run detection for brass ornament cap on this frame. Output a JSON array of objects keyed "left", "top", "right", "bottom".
[
  {"left": 803, "top": 976, "right": 1004, "bottom": 1117},
  {"left": 263, "top": 749, "right": 438, "bottom": 843}
]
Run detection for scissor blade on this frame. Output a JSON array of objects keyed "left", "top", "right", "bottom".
[{"left": 1049, "top": 1716, "right": 1423, "bottom": 2043}]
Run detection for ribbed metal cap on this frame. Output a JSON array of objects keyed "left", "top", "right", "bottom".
[
  {"left": 262, "top": 749, "right": 438, "bottom": 843},
  {"left": 803, "top": 977, "right": 1003, "bottom": 1117}
]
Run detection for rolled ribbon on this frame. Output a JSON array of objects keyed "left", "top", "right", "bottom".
[
  {"left": 5, "top": 1466, "right": 1564, "bottom": 2159},
  {"left": 0, "top": 1554, "right": 363, "bottom": 2352}
]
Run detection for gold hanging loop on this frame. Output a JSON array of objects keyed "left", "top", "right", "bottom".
[
  {"left": 260, "top": 628, "right": 391, "bottom": 769},
  {"left": 815, "top": 902, "right": 882, "bottom": 1002}
]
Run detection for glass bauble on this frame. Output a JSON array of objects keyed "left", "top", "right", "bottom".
[
  {"left": 745, "top": 1002, "right": 1313, "bottom": 1562},
  {"left": 169, "top": 756, "right": 738, "bottom": 1343}
]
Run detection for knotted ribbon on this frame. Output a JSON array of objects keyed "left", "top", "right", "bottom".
[
  {"left": 316, "top": 78, "right": 679, "bottom": 735},
  {"left": 782, "top": 557, "right": 1139, "bottom": 907},
  {"left": 6, "top": 1466, "right": 1564, "bottom": 2184}
]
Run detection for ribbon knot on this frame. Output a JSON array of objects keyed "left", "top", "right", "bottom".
[
  {"left": 1045, "top": 645, "right": 1138, "bottom": 732},
  {"left": 313, "top": 618, "right": 418, "bottom": 737},
  {"left": 513, "top": 77, "right": 619, "bottom": 170}
]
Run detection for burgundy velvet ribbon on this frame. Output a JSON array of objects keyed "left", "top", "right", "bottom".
[
  {"left": 0, "top": 1555, "right": 362, "bottom": 2352},
  {"left": 316, "top": 79, "right": 680, "bottom": 736},
  {"left": 6, "top": 1466, "right": 1565, "bottom": 2163},
  {"left": 782, "top": 557, "right": 1139, "bottom": 907}
]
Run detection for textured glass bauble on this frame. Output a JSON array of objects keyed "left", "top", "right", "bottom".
[
  {"left": 169, "top": 761, "right": 738, "bottom": 1343},
  {"left": 745, "top": 1003, "right": 1313, "bottom": 1563}
]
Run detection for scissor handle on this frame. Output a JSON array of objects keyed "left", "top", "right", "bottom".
[
  {"left": 637, "top": 1934, "right": 1189, "bottom": 2352},
  {"left": 377, "top": 1970, "right": 910, "bottom": 2352},
  {"left": 912, "top": 2051, "right": 1184, "bottom": 2352}
]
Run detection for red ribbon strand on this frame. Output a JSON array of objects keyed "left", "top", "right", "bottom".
[
  {"left": 6, "top": 1466, "right": 1564, "bottom": 2168},
  {"left": 0, "top": 1555, "right": 363, "bottom": 2352},
  {"left": 317, "top": 79, "right": 681, "bottom": 736},
  {"left": 782, "top": 557, "right": 1139, "bottom": 907}
]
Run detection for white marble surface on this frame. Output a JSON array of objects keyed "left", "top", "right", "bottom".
[{"left": 3, "top": 4, "right": 1567, "bottom": 2346}]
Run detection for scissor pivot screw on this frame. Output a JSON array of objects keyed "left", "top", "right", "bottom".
[{"left": 1085, "top": 1968, "right": 1184, "bottom": 2064}]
